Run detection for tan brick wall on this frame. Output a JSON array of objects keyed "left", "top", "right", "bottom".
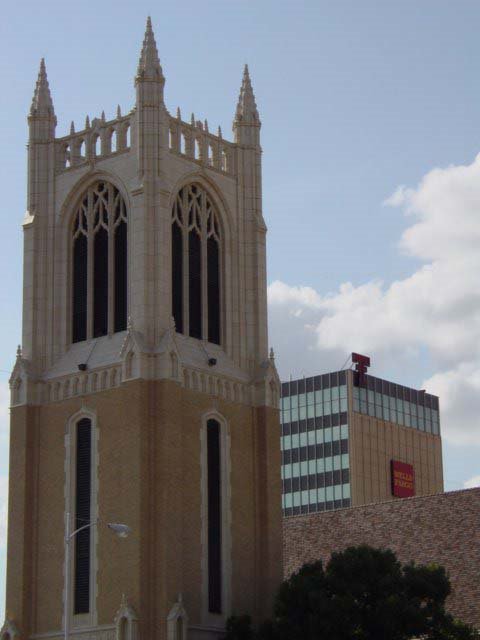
[
  {"left": 349, "top": 411, "right": 444, "bottom": 506},
  {"left": 6, "top": 379, "right": 283, "bottom": 639},
  {"left": 283, "top": 488, "right": 480, "bottom": 628}
]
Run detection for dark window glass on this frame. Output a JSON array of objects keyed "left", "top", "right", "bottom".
[
  {"left": 306, "top": 378, "right": 313, "bottom": 392},
  {"left": 291, "top": 449, "right": 299, "bottom": 463},
  {"left": 292, "top": 477, "right": 300, "bottom": 492},
  {"left": 172, "top": 223, "right": 183, "bottom": 333},
  {"left": 301, "top": 504, "right": 309, "bottom": 514},
  {"left": 114, "top": 220, "right": 127, "bottom": 332},
  {"left": 282, "top": 423, "right": 291, "bottom": 436},
  {"left": 93, "top": 227, "right": 108, "bottom": 337},
  {"left": 332, "top": 441, "right": 340, "bottom": 456},
  {"left": 342, "top": 469, "right": 350, "bottom": 483},
  {"left": 314, "top": 376, "right": 322, "bottom": 390},
  {"left": 282, "top": 450, "right": 291, "bottom": 465},
  {"left": 342, "top": 498, "right": 351, "bottom": 508},
  {"left": 333, "top": 469, "right": 341, "bottom": 485},
  {"left": 189, "top": 230, "right": 202, "bottom": 339},
  {"left": 298, "top": 379, "right": 305, "bottom": 394},
  {"left": 72, "top": 235, "right": 87, "bottom": 343},
  {"left": 207, "top": 419, "right": 222, "bottom": 613},
  {"left": 299, "top": 447, "right": 307, "bottom": 462},
  {"left": 74, "top": 418, "right": 91, "bottom": 614},
  {"left": 281, "top": 382, "right": 289, "bottom": 397},
  {"left": 334, "top": 499, "right": 343, "bottom": 510},
  {"left": 339, "top": 370, "right": 347, "bottom": 385},
  {"left": 300, "top": 476, "right": 308, "bottom": 490},
  {"left": 340, "top": 439, "right": 349, "bottom": 454},
  {"left": 316, "top": 473, "right": 325, "bottom": 488},
  {"left": 207, "top": 237, "right": 220, "bottom": 344},
  {"left": 299, "top": 420, "right": 307, "bottom": 433}
]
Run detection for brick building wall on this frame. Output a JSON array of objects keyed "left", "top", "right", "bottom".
[{"left": 284, "top": 488, "right": 480, "bottom": 628}]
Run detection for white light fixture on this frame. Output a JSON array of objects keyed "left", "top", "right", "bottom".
[{"left": 107, "top": 523, "right": 131, "bottom": 538}]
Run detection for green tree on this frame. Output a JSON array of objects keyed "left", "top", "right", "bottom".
[{"left": 225, "top": 545, "right": 477, "bottom": 640}]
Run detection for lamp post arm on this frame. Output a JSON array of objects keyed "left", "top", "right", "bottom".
[{"left": 67, "top": 519, "right": 99, "bottom": 541}]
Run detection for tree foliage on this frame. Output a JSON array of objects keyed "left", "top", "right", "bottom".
[{"left": 225, "top": 545, "right": 477, "bottom": 640}]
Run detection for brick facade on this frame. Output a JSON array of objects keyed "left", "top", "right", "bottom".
[{"left": 284, "top": 488, "right": 480, "bottom": 628}]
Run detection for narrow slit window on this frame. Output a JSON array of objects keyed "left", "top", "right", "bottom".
[
  {"left": 207, "top": 419, "right": 222, "bottom": 613},
  {"left": 188, "top": 230, "right": 202, "bottom": 339},
  {"left": 72, "top": 233, "right": 88, "bottom": 343},
  {"left": 74, "top": 418, "right": 92, "bottom": 614},
  {"left": 207, "top": 237, "right": 220, "bottom": 345},
  {"left": 172, "top": 222, "right": 183, "bottom": 333},
  {"left": 93, "top": 226, "right": 108, "bottom": 337}
]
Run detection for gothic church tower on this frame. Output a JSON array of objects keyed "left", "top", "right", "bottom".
[{"left": 5, "top": 20, "right": 282, "bottom": 640}]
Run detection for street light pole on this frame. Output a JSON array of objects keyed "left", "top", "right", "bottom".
[{"left": 64, "top": 513, "right": 130, "bottom": 640}]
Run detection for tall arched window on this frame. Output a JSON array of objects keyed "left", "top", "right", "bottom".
[
  {"left": 171, "top": 184, "right": 222, "bottom": 344},
  {"left": 207, "top": 418, "right": 222, "bottom": 613},
  {"left": 71, "top": 181, "right": 128, "bottom": 342},
  {"left": 74, "top": 417, "right": 92, "bottom": 614}
]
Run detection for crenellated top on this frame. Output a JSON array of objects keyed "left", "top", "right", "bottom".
[
  {"left": 167, "top": 111, "right": 235, "bottom": 175},
  {"left": 55, "top": 111, "right": 133, "bottom": 172}
]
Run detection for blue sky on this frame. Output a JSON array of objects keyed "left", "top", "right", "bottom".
[{"left": 2, "top": 0, "right": 480, "bottom": 623}]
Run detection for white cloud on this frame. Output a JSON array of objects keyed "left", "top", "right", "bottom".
[
  {"left": 268, "top": 153, "right": 480, "bottom": 446},
  {"left": 464, "top": 475, "right": 480, "bottom": 489}
]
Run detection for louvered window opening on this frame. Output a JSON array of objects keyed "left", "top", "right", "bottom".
[
  {"left": 72, "top": 181, "right": 128, "bottom": 343},
  {"left": 171, "top": 185, "right": 221, "bottom": 344},
  {"left": 207, "top": 419, "right": 222, "bottom": 613},
  {"left": 74, "top": 418, "right": 92, "bottom": 614}
]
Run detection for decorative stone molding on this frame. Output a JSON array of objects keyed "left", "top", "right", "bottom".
[
  {"left": 114, "top": 596, "right": 138, "bottom": 640},
  {"left": 166, "top": 595, "right": 188, "bottom": 640},
  {"left": 55, "top": 114, "right": 133, "bottom": 173},
  {"left": 168, "top": 114, "right": 234, "bottom": 175}
]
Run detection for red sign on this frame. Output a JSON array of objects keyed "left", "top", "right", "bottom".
[
  {"left": 352, "top": 353, "right": 371, "bottom": 385},
  {"left": 391, "top": 460, "right": 415, "bottom": 498}
]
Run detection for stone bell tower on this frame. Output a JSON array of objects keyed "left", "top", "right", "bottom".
[{"left": 4, "top": 17, "right": 282, "bottom": 640}]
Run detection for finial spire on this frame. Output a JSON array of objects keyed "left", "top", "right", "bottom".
[
  {"left": 234, "top": 64, "right": 259, "bottom": 124},
  {"left": 136, "top": 17, "right": 164, "bottom": 83},
  {"left": 70, "top": 121, "right": 75, "bottom": 135},
  {"left": 30, "top": 58, "right": 55, "bottom": 117},
  {"left": 117, "top": 104, "right": 122, "bottom": 118}
]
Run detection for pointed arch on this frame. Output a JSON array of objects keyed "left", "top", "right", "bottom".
[
  {"left": 200, "top": 411, "right": 232, "bottom": 621},
  {"left": 170, "top": 181, "right": 226, "bottom": 345},
  {"left": 70, "top": 180, "right": 128, "bottom": 342}
]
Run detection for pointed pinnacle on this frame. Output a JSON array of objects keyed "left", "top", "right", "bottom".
[
  {"left": 218, "top": 126, "right": 222, "bottom": 138},
  {"left": 30, "top": 58, "right": 55, "bottom": 117},
  {"left": 101, "top": 110, "right": 106, "bottom": 123},
  {"left": 137, "top": 16, "right": 164, "bottom": 83},
  {"left": 235, "top": 63, "right": 259, "bottom": 124},
  {"left": 176, "top": 106, "right": 181, "bottom": 119},
  {"left": 117, "top": 104, "right": 122, "bottom": 118},
  {"left": 70, "top": 121, "right": 75, "bottom": 135},
  {"left": 204, "top": 119, "right": 209, "bottom": 132},
  {"left": 85, "top": 115, "right": 90, "bottom": 129},
  {"left": 191, "top": 113, "right": 195, "bottom": 127}
]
